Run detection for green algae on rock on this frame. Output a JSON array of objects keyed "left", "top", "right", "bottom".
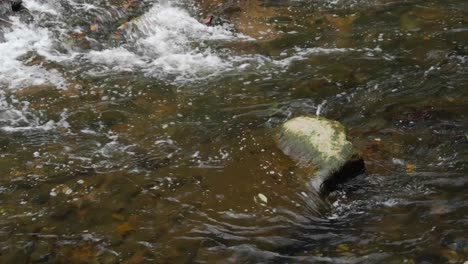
[{"left": 277, "top": 116, "right": 365, "bottom": 192}]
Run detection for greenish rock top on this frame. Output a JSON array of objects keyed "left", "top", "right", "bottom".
[{"left": 277, "top": 116, "right": 356, "bottom": 190}]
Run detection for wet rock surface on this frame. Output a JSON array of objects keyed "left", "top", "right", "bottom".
[{"left": 277, "top": 116, "right": 365, "bottom": 193}]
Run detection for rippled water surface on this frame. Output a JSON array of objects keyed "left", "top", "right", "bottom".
[{"left": 0, "top": 0, "right": 467, "bottom": 263}]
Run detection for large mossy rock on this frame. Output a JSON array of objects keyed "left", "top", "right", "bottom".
[{"left": 277, "top": 116, "right": 365, "bottom": 193}]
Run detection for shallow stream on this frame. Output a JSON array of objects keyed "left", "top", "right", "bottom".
[{"left": 0, "top": 0, "right": 467, "bottom": 263}]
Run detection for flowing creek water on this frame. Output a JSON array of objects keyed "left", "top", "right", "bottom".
[{"left": 0, "top": 0, "right": 467, "bottom": 263}]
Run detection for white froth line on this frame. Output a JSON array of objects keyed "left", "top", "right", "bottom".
[{"left": 1, "top": 120, "right": 55, "bottom": 132}]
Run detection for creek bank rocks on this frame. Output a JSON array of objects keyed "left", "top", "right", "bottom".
[{"left": 276, "top": 116, "right": 365, "bottom": 193}]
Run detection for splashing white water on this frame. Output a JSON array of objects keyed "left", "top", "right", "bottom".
[
  {"left": 0, "top": 17, "right": 66, "bottom": 90},
  {"left": 0, "top": 90, "right": 70, "bottom": 132},
  {"left": 84, "top": 2, "right": 386, "bottom": 83},
  {"left": 0, "top": 0, "right": 68, "bottom": 131},
  {"left": 0, "top": 0, "right": 386, "bottom": 89},
  {"left": 0, "top": 0, "right": 389, "bottom": 131},
  {"left": 86, "top": 2, "right": 250, "bottom": 83}
]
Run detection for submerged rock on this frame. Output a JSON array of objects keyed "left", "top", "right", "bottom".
[{"left": 276, "top": 116, "right": 365, "bottom": 193}]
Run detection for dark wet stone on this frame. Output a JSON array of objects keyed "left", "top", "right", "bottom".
[
  {"left": 11, "top": 1, "right": 22, "bottom": 12},
  {"left": 321, "top": 154, "right": 365, "bottom": 195}
]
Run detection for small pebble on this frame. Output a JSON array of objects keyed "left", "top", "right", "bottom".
[{"left": 258, "top": 193, "right": 268, "bottom": 203}]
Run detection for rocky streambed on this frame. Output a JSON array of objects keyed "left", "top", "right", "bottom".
[{"left": 0, "top": 0, "right": 467, "bottom": 263}]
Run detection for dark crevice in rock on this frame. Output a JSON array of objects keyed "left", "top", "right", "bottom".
[
  {"left": 0, "top": 0, "right": 32, "bottom": 26},
  {"left": 11, "top": 1, "right": 23, "bottom": 12},
  {"left": 321, "top": 155, "right": 366, "bottom": 195}
]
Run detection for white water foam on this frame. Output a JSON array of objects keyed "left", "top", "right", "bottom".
[
  {"left": 0, "top": 0, "right": 69, "bottom": 131},
  {"left": 0, "top": 90, "right": 69, "bottom": 132},
  {"left": 23, "top": 0, "right": 59, "bottom": 16},
  {"left": 84, "top": 1, "right": 385, "bottom": 84},
  {"left": 86, "top": 2, "right": 249, "bottom": 83},
  {"left": 0, "top": 91, "right": 37, "bottom": 129},
  {"left": 0, "top": 16, "right": 66, "bottom": 90},
  {"left": 1, "top": 0, "right": 388, "bottom": 89}
]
